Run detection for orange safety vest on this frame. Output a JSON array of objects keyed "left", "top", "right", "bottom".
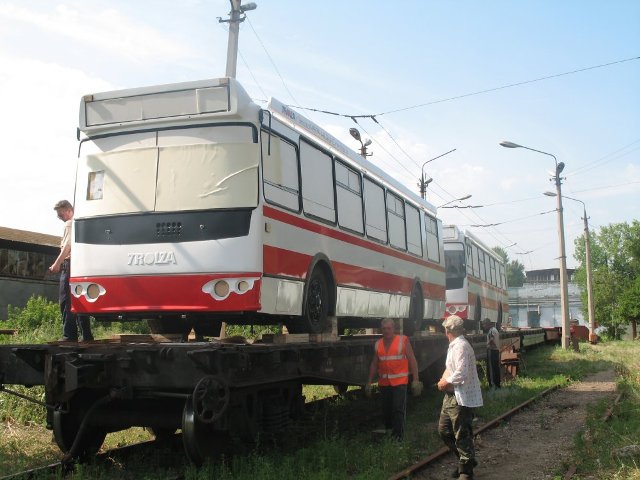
[{"left": 375, "top": 334, "right": 409, "bottom": 386}]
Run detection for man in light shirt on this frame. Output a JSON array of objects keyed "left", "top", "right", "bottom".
[
  {"left": 49, "top": 200, "right": 93, "bottom": 342},
  {"left": 437, "top": 315, "right": 482, "bottom": 480}
]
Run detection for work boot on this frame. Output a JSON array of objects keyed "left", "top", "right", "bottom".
[{"left": 458, "top": 460, "right": 476, "bottom": 480}]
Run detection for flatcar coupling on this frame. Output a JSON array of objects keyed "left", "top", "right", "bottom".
[{"left": 0, "top": 383, "right": 67, "bottom": 412}]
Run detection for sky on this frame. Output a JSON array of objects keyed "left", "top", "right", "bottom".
[{"left": 0, "top": 0, "right": 638, "bottom": 271}]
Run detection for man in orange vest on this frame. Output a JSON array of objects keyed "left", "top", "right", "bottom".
[{"left": 366, "top": 318, "right": 422, "bottom": 439}]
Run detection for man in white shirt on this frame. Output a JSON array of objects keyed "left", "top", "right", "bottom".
[
  {"left": 437, "top": 315, "right": 482, "bottom": 480},
  {"left": 482, "top": 318, "right": 501, "bottom": 388},
  {"left": 49, "top": 200, "right": 93, "bottom": 342}
]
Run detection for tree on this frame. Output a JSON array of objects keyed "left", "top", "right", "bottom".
[
  {"left": 492, "top": 246, "right": 526, "bottom": 287},
  {"left": 573, "top": 220, "right": 640, "bottom": 338}
]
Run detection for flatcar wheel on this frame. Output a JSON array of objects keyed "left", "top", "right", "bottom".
[
  {"left": 53, "top": 408, "right": 106, "bottom": 460},
  {"left": 182, "top": 398, "right": 227, "bottom": 466}
]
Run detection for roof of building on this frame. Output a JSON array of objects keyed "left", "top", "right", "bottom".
[{"left": 0, "top": 226, "right": 60, "bottom": 248}]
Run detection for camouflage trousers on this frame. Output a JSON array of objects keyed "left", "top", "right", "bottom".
[{"left": 437, "top": 392, "right": 476, "bottom": 467}]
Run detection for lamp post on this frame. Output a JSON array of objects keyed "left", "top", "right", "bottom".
[
  {"left": 544, "top": 192, "right": 597, "bottom": 344},
  {"left": 349, "top": 128, "right": 372, "bottom": 157},
  {"left": 438, "top": 194, "right": 472, "bottom": 208},
  {"left": 419, "top": 148, "right": 456, "bottom": 199},
  {"left": 501, "top": 140, "right": 571, "bottom": 350}
]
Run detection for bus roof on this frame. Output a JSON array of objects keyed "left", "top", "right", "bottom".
[{"left": 443, "top": 225, "right": 504, "bottom": 263}]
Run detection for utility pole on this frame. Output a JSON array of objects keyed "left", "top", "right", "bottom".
[
  {"left": 219, "top": 0, "right": 257, "bottom": 78},
  {"left": 582, "top": 207, "right": 597, "bottom": 343},
  {"left": 554, "top": 168, "right": 572, "bottom": 350},
  {"left": 419, "top": 148, "right": 456, "bottom": 200}
]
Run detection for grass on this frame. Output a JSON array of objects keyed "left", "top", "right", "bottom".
[{"left": 1, "top": 300, "right": 639, "bottom": 479}]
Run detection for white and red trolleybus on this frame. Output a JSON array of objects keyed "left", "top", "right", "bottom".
[
  {"left": 443, "top": 225, "right": 508, "bottom": 329},
  {"left": 70, "top": 78, "right": 446, "bottom": 336}
]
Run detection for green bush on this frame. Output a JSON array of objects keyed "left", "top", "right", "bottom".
[{"left": 5, "top": 296, "right": 60, "bottom": 331}]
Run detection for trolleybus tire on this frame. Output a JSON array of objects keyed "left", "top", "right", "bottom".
[{"left": 288, "top": 268, "right": 330, "bottom": 334}]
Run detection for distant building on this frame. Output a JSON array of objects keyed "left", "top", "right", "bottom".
[
  {"left": 0, "top": 226, "right": 60, "bottom": 320},
  {"left": 508, "top": 268, "right": 585, "bottom": 328}
]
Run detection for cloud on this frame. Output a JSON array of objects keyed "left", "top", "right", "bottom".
[
  {"left": 0, "top": 52, "right": 114, "bottom": 234},
  {"left": 0, "top": 3, "right": 194, "bottom": 65}
]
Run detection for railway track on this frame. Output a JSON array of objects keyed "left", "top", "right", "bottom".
[{"left": 388, "top": 385, "right": 561, "bottom": 480}]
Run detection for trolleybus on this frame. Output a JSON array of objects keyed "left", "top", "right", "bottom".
[
  {"left": 70, "top": 78, "right": 446, "bottom": 336},
  {"left": 443, "top": 225, "right": 508, "bottom": 329}
]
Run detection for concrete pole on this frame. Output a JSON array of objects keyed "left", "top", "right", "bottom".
[
  {"left": 583, "top": 207, "right": 597, "bottom": 343},
  {"left": 555, "top": 174, "right": 571, "bottom": 350},
  {"left": 225, "top": 0, "right": 242, "bottom": 78}
]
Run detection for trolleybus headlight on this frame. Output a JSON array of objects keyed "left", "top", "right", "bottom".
[
  {"left": 447, "top": 305, "right": 458, "bottom": 314},
  {"left": 87, "top": 284, "right": 101, "bottom": 300},
  {"left": 214, "top": 280, "right": 230, "bottom": 298},
  {"left": 75, "top": 285, "right": 84, "bottom": 296},
  {"left": 237, "top": 280, "right": 249, "bottom": 292}
]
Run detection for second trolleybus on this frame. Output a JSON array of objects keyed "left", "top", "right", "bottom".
[{"left": 443, "top": 225, "right": 509, "bottom": 330}]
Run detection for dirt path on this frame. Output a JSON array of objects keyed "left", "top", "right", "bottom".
[{"left": 419, "top": 369, "right": 618, "bottom": 480}]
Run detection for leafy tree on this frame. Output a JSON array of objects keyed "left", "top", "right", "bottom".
[
  {"left": 492, "top": 246, "right": 526, "bottom": 287},
  {"left": 574, "top": 220, "right": 640, "bottom": 338}
]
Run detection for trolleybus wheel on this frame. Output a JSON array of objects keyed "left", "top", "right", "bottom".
[
  {"left": 404, "top": 284, "right": 424, "bottom": 336},
  {"left": 52, "top": 394, "right": 107, "bottom": 461},
  {"left": 289, "top": 269, "right": 330, "bottom": 334},
  {"left": 182, "top": 397, "right": 229, "bottom": 466}
]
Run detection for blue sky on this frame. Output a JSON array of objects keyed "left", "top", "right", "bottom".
[{"left": 0, "top": 0, "right": 638, "bottom": 270}]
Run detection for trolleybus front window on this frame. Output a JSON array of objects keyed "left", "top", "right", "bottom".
[{"left": 445, "top": 244, "right": 466, "bottom": 290}]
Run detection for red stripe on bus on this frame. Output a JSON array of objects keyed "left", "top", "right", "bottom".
[
  {"left": 70, "top": 273, "right": 262, "bottom": 314},
  {"left": 263, "top": 205, "right": 445, "bottom": 272},
  {"left": 264, "top": 244, "right": 445, "bottom": 300}
]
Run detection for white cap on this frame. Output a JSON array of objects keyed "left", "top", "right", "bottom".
[{"left": 443, "top": 315, "right": 465, "bottom": 333}]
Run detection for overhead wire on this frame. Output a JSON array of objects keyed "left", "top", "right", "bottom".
[{"left": 288, "top": 55, "right": 640, "bottom": 119}]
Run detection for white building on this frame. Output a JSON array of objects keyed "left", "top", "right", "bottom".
[{"left": 508, "top": 268, "right": 585, "bottom": 328}]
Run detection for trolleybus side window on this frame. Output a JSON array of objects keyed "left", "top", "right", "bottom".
[
  {"left": 335, "top": 160, "right": 364, "bottom": 234},
  {"left": 490, "top": 257, "right": 497, "bottom": 286},
  {"left": 478, "top": 248, "right": 486, "bottom": 281},
  {"left": 300, "top": 140, "right": 336, "bottom": 223},
  {"left": 261, "top": 132, "right": 300, "bottom": 212},
  {"left": 425, "top": 214, "right": 440, "bottom": 262},
  {"left": 471, "top": 243, "right": 480, "bottom": 278},
  {"left": 466, "top": 244, "right": 474, "bottom": 275},
  {"left": 405, "top": 203, "right": 422, "bottom": 257},
  {"left": 363, "top": 177, "right": 387, "bottom": 243},
  {"left": 387, "top": 192, "right": 406, "bottom": 251}
]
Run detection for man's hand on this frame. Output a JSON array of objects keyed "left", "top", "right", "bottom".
[
  {"left": 49, "top": 263, "right": 60, "bottom": 273},
  {"left": 411, "top": 380, "right": 423, "bottom": 397},
  {"left": 437, "top": 378, "right": 450, "bottom": 392},
  {"left": 364, "top": 383, "right": 372, "bottom": 398}
]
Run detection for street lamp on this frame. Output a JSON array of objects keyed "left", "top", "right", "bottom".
[
  {"left": 501, "top": 140, "right": 571, "bottom": 350},
  {"left": 349, "top": 128, "right": 372, "bottom": 157},
  {"left": 419, "top": 148, "right": 456, "bottom": 199},
  {"left": 544, "top": 192, "right": 597, "bottom": 344},
  {"left": 438, "top": 194, "right": 472, "bottom": 208}
]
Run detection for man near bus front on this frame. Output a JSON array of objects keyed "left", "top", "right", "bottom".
[
  {"left": 49, "top": 200, "right": 93, "bottom": 342},
  {"left": 437, "top": 315, "right": 483, "bottom": 480},
  {"left": 366, "top": 318, "right": 422, "bottom": 440}
]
